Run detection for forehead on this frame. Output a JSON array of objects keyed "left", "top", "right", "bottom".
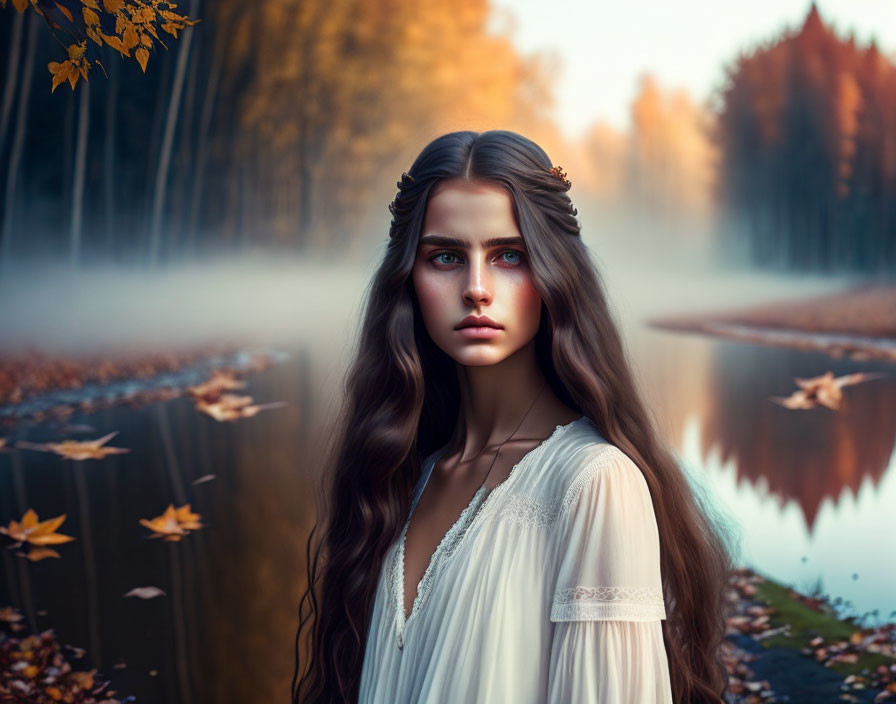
[{"left": 422, "top": 179, "right": 519, "bottom": 239}]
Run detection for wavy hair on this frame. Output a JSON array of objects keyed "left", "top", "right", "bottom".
[{"left": 292, "top": 129, "right": 734, "bottom": 703}]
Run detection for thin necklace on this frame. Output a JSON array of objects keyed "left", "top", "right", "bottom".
[{"left": 461, "top": 379, "right": 549, "bottom": 498}]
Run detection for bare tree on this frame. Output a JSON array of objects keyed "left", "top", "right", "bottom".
[
  {"left": 148, "top": 0, "right": 200, "bottom": 267},
  {"left": 0, "top": 11, "right": 38, "bottom": 267}
]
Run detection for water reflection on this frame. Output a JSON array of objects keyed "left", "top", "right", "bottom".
[
  {"left": 0, "top": 355, "right": 319, "bottom": 703},
  {"left": 1, "top": 252, "right": 894, "bottom": 702},
  {"left": 625, "top": 327, "right": 896, "bottom": 628}
]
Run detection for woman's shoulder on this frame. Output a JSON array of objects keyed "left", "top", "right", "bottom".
[{"left": 523, "top": 416, "right": 623, "bottom": 499}]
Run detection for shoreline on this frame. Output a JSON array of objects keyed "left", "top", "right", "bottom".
[
  {"left": 1, "top": 564, "right": 893, "bottom": 702},
  {"left": 725, "top": 566, "right": 895, "bottom": 703},
  {"left": 647, "top": 282, "right": 896, "bottom": 364}
]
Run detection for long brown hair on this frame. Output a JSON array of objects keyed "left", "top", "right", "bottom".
[{"left": 292, "top": 130, "right": 735, "bottom": 703}]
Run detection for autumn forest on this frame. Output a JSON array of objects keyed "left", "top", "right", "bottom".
[{"left": 0, "top": 1, "right": 895, "bottom": 272}]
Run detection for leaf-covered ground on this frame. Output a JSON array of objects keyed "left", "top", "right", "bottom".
[
  {"left": 724, "top": 567, "right": 896, "bottom": 703},
  {"left": 0, "top": 617, "right": 134, "bottom": 703},
  {"left": 0, "top": 345, "right": 287, "bottom": 429},
  {"left": 3, "top": 566, "right": 893, "bottom": 703}
]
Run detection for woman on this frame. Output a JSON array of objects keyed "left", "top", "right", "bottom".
[{"left": 292, "top": 130, "right": 734, "bottom": 703}]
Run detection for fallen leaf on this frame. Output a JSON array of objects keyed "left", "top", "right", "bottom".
[
  {"left": 139, "top": 504, "right": 185, "bottom": 540},
  {"left": 195, "top": 394, "right": 287, "bottom": 422},
  {"left": 773, "top": 370, "right": 889, "bottom": 411},
  {"left": 16, "top": 430, "right": 131, "bottom": 460},
  {"left": 0, "top": 606, "right": 23, "bottom": 622},
  {"left": 124, "top": 586, "right": 167, "bottom": 599},
  {"left": 0, "top": 509, "right": 76, "bottom": 547},
  {"left": 188, "top": 370, "right": 246, "bottom": 399},
  {"left": 139, "top": 503, "right": 203, "bottom": 540}
]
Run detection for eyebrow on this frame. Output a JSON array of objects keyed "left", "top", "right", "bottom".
[{"left": 418, "top": 235, "right": 526, "bottom": 248}]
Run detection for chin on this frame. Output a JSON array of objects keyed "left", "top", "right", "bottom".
[{"left": 447, "top": 347, "right": 510, "bottom": 366}]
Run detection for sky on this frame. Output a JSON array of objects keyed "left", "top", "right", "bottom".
[{"left": 487, "top": 0, "right": 896, "bottom": 138}]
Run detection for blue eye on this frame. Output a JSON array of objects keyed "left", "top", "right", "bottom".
[
  {"left": 432, "top": 252, "right": 460, "bottom": 265},
  {"left": 427, "top": 249, "right": 526, "bottom": 266}
]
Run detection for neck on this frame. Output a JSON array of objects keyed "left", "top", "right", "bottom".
[{"left": 449, "top": 339, "right": 568, "bottom": 461}]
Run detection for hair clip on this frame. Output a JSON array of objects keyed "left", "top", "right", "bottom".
[{"left": 549, "top": 165, "right": 571, "bottom": 189}]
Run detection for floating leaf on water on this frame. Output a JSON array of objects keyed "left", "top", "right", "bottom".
[
  {"left": 139, "top": 503, "right": 204, "bottom": 540},
  {"left": 124, "top": 586, "right": 167, "bottom": 599},
  {"left": 15, "top": 430, "right": 131, "bottom": 460},
  {"left": 0, "top": 606, "right": 23, "bottom": 622},
  {"left": 0, "top": 509, "right": 76, "bottom": 547}
]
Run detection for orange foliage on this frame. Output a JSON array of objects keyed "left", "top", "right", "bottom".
[
  {"left": 1, "top": 0, "right": 199, "bottom": 89},
  {"left": 0, "top": 509, "right": 76, "bottom": 560},
  {"left": 224, "top": 0, "right": 565, "bottom": 249},
  {"left": 139, "top": 502, "right": 204, "bottom": 541},
  {"left": 628, "top": 74, "right": 717, "bottom": 218}
]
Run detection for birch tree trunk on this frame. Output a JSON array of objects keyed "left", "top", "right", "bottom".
[
  {"left": 148, "top": 0, "right": 199, "bottom": 267},
  {"left": 0, "top": 11, "right": 38, "bottom": 268},
  {"left": 186, "top": 21, "right": 224, "bottom": 257},
  {"left": 104, "top": 54, "right": 119, "bottom": 258},
  {"left": 70, "top": 82, "right": 90, "bottom": 266},
  {"left": 0, "top": 10, "right": 24, "bottom": 162}
]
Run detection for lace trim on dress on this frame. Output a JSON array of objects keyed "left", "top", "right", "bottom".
[
  {"left": 492, "top": 493, "right": 562, "bottom": 529},
  {"left": 391, "top": 417, "right": 587, "bottom": 649},
  {"left": 550, "top": 585, "right": 667, "bottom": 622},
  {"left": 392, "top": 483, "right": 488, "bottom": 649},
  {"left": 559, "top": 445, "right": 625, "bottom": 513}
]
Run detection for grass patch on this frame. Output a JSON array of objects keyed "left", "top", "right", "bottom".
[{"left": 753, "top": 570, "right": 893, "bottom": 677}]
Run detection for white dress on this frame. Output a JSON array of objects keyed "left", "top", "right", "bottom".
[{"left": 359, "top": 415, "right": 673, "bottom": 703}]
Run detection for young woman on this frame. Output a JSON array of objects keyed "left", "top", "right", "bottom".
[{"left": 292, "top": 130, "right": 734, "bottom": 703}]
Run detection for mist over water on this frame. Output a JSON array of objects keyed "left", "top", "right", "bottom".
[{"left": 0, "top": 207, "right": 860, "bottom": 359}]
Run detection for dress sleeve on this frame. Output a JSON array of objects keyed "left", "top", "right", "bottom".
[{"left": 546, "top": 446, "right": 673, "bottom": 703}]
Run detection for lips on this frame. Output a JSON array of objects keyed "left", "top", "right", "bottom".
[{"left": 456, "top": 315, "right": 502, "bottom": 329}]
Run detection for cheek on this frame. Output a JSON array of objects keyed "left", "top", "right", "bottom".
[
  {"left": 515, "top": 280, "right": 543, "bottom": 331},
  {"left": 413, "top": 268, "right": 449, "bottom": 324}
]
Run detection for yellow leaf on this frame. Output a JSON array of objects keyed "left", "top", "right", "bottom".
[
  {"left": 122, "top": 24, "right": 138, "bottom": 49},
  {"left": 100, "top": 32, "right": 128, "bottom": 56},
  {"left": 82, "top": 6, "right": 99, "bottom": 26},
  {"left": 30, "top": 531, "right": 76, "bottom": 545},
  {"left": 86, "top": 25, "right": 102, "bottom": 46},
  {"left": 66, "top": 66, "right": 78, "bottom": 89},
  {"left": 161, "top": 21, "right": 178, "bottom": 38},
  {"left": 135, "top": 46, "right": 148, "bottom": 72},
  {"left": 1, "top": 508, "right": 76, "bottom": 545},
  {"left": 66, "top": 40, "right": 86, "bottom": 61},
  {"left": 159, "top": 9, "right": 185, "bottom": 21},
  {"left": 12, "top": 0, "right": 30, "bottom": 12},
  {"left": 29, "top": 513, "right": 67, "bottom": 537},
  {"left": 140, "top": 33, "right": 151, "bottom": 47},
  {"left": 173, "top": 503, "right": 202, "bottom": 530},
  {"left": 102, "top": 0, "right": 122, "bottom": 12},
  {"left": 21, "top": 508, "right": 38, "bottom": 529},
  {"left": 139, "top": 504, "right": 185, "bottom": 538}
]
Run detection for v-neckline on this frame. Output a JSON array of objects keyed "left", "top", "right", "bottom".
[{"left": 392, "top": 415, "right": 586, "bottom": 650}]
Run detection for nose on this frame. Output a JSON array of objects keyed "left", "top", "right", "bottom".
[{"left": 462, "top": 252, "right": 492, "bottom": 307}]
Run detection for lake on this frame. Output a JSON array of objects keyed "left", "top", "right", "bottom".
[{"left": 1, "top": 233, "right": 893, "bottom": 702}]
